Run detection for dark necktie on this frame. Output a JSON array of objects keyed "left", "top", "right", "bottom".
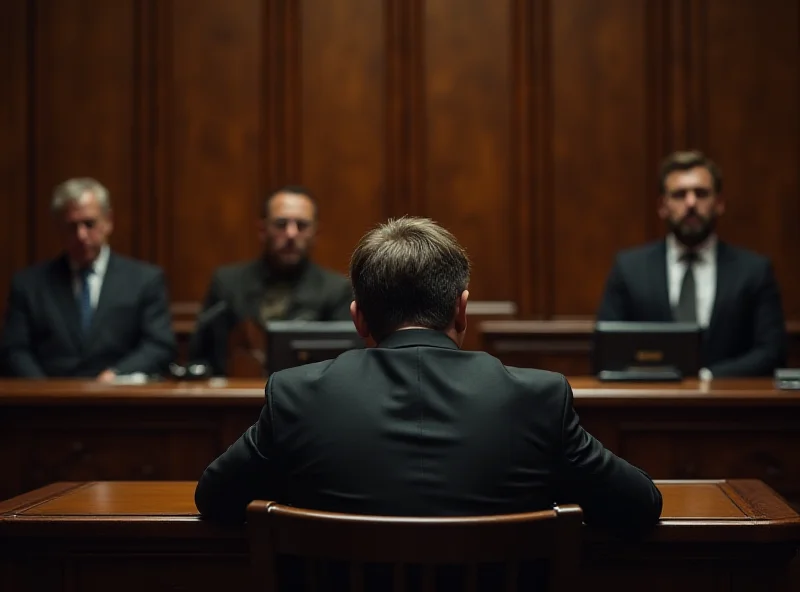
[
  {"left": 674, "top": 252, "right": 697, "bottom": 323},
  {"left": 78, "top": 267, "right": 93, "bottom": 333}
]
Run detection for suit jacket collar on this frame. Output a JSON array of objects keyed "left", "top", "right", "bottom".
[
  {"left": 709, "top": 241, "right": 734, "bottom": 330},
  {"left": 68, "top": 244, "right": 111, "bottom": 278},
  {"left": 665, "top": 233, "right": 718, "bottom": 266},
  {"left": 53, "top": 250, "right": 122, "bottom": 349},
  {"left": 649, "top": 241, "right": 672, "bottom": 320},
  {"left": 378, "top": 329, "right": 460, "bottom": 350},
  {"left": 51, "top": 255, "right": 83, "bottom": 349}
]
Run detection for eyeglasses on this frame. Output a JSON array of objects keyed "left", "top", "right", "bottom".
[{"left": 667, "top": 187, "right": 714, "bottom": 200}]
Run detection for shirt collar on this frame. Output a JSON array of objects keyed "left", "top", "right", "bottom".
[
  {"left": 69, "top": 244, "right": 110, "bottom": 277},
  {"left": 666, "top": 233, "right": 717, "bottom": 264},
  {"left": 377, "top": 328, "right": 460, "bottom": 350}
]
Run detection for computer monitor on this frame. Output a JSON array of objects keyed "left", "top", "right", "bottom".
[
  {"left": 265, "top": 321, "right": 364, "bottom": 374},
  {"left": 592, "top": 321, "right": 702, "bottom": 381}
]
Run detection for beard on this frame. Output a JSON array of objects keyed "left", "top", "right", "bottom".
[
  {"left": 668, "top": 211, "right": 716, "bottom": 248},
  {"left": 264, "top": 248, "right": 309, "bottom": 279}
]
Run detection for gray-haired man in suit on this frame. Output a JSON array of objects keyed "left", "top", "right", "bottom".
[{"left": 1, "top": 178, "right": 176, "bottom": 380}]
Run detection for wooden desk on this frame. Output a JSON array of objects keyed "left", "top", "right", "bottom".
[
  {"left": 481, "top": 319, "right": 800, "bottom": 375},
  {"left": 0, "top": 480, "right": 797, "bottom": 591},
  {"left": 561, "top": 377, "right": 800, "bottom": 509},
  {"left": 2, "top": 379, "right": 800, "bottom": 510},
  {"left": 0, "top": 379, "right": 264, "bottom": 502}
]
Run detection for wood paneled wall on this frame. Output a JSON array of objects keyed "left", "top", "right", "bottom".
[{"left": 2, "top": 0, "right": 798, "bottom": 320}]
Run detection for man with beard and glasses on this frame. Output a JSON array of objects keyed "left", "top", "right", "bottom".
[
  {"left": 596, "top": 150, "right": 786, "bottom": 378},
  {"left": 188, "top": 186, "right": 351, "bottom": 376}
]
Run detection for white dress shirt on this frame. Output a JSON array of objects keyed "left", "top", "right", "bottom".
[
  {"left": 665, "top": 234, "right": 717, "bottom": 380},
  {"left": 666, "top": 233, "right": 717, "bottom": 329},
  {"left": 70, "top": 244, "right": 110, "bottom": 309}
]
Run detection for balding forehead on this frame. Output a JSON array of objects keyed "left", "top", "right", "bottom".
[{"left": 268, "top": 192, "right": 316, "bottom": 218}]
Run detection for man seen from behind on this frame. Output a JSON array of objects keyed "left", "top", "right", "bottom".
[{"left": 195, "top": 217, "right": 663, "bottom": 535}]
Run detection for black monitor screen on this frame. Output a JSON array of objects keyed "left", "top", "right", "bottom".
[
  {"left": 592, "top": 321, "right": 702, "bottom": 377},
  {"left": 265, "top": 321, "right": 364, "bottom": 374}
]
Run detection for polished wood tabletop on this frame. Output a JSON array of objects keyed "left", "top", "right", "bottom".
[
  {"left": 1, "top": 480, "right": 798, "bottom": 592},
  {"left": 1, "top": 479, "right": 798, "bottom": 542},
  {"left": 1, "top": 377, "right": 798, "bottom": 406}
]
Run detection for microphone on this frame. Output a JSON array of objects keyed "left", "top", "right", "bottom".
[
  {"left": 194, "top": 300, "right": 229, "bottom": 330},
  {"left": 170, "top": 301, "right": 230, "bottom": 380}
]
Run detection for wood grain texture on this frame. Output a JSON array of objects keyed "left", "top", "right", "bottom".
[
  {"left": 1, "top": 481, "right": 798, "bottom": 591},
  {"left": 1, "top": 0, "right": 798, "bottom": 323},
  {"left": 701, "top": 0, "right": 800, "bottom": 320},
  {"left": 1, "top": 478, "right": 797, "bottom": 529},
  {"left": 298, "top": 0, "right": 387, "bottom": 274},
  {"left": 3, "top": 377, "right": 800, "bottom": 505},
  {"left": 0, "top": 0, "right": 31, "bottom": 317},
  {"left": 156, "top": 0, "right": 263, "bottom": 300},
  {"left": 723, "top": 479, "right": 800, "bottom": 522},
  {"left": 31, "top": 0, "right": 138, "bottom": 260},
  {"left": 549, "top": 0, "right": 653, "bottom": 315},
  {"left": 423, "top": 0, "right": 515, "bottom": 301}
]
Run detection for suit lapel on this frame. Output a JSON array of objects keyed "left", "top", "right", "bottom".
[
  {"left": 648, "top": 241, "right": 673, "bottom": 320},
  {"left": 50, "top": 256, "right": 84, "bottom": 350},
  {"left": 708, "top": 241, "right": 733, "bottom": 332}
]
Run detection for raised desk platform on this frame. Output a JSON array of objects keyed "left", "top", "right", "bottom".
[
  {"left": 2, "top": 378, "right": 800, "bottom": 508},
  {"left": 0, "top": 480, "right": 797, "bottom": 591},
  {"left": 480, "top": 319, "right": 800, "bottom": 375}
]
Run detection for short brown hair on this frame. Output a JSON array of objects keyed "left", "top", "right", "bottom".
[
  {"left": 659, "top": 150, "right": 723, "bottom": 194},
  {"left": 349, "top": 217, "right": 470, "bottom": 342}
]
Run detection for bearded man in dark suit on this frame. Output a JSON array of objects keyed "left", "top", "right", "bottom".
[
  {"left": 188, "top": 186, "right": 351, "bottom": 376},
  {"left": 597, "top": 150, "right": 786, "bottom": 378}
]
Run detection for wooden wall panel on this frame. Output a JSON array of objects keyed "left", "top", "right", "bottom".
[
  {"left": 701, "top": 0, "right": 800, "bottom": 318},
  {"left": 298, "top": 0, "right": 387, "bottom": 274},
  {"left": 32, "top": 0, "right": 138, "bottom": 260},
  {"left": 0, "top": 0, "right": 798, "bottom": 326},
  {"left": 549, "top": 0, "right": 654, "bottom": 316},
  {"left": 158, "top": 0, "right": 263, "bottom": 301},
  {"left": 423, "top": 0, "right": 514, "bottom": 301},
  {"left": 0, "top": 0, "right": 30, "bottom": 316}
]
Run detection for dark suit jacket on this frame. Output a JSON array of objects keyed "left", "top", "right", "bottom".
[
  {"left": 196, "top": 329, "right": 662, "bottom": 536},
  {"left": 597, "top": 239, "right": 786, "bottom": 377},
  {"left": 1, "top": 252, "right": 176, "bottom": 378},
  {"left": 189, "top": 259, "right": 352, "bottom": 375}
]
